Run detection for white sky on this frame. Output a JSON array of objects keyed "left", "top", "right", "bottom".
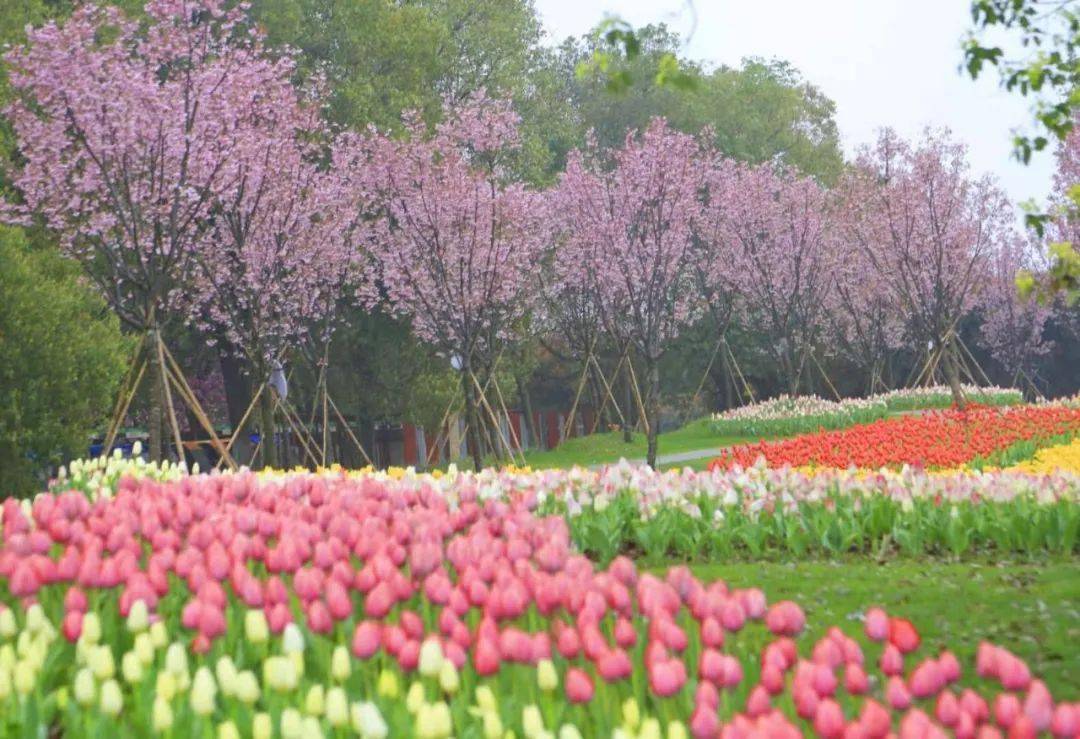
[{"left": 534, "top": 0, "right": 1055, "bottom": 212}]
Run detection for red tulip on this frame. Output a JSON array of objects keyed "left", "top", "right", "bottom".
[{"left": 888, "top": 617, "right": 920, "bottom": 654}]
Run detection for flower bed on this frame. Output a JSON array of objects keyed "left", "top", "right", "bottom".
[
  {"left": 707, "top": 405, "right": 1080, "bottom": 472},
  {"left": 2, "top": 471, "right": 1078, "bottom": 737},
  {"left": 708, "top": 385, "right": 1022, "bottom": 438}
]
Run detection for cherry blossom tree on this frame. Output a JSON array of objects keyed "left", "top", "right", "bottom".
[
  {"left": 705, "top": 159, "right": 836, "bottom": 396},
  {"left": 840, "top": 129, "right": 1011, "bottom": 407},
  {"left": 346, "top": 93, "right": 545, "bottom": 470},
  {"left": 4, "top": 0, "right": 298, "bottom": 460},
  {"left": 978, "top": 236, "right": 1053, "bottom": 387},
  {"left": 552, "top": 119, "right": 704, "bottom": 468},
  {"left": 188, "top": 85, "right": 361, "bottom": 468},
  {"left": 829, "top": 234, "right": 906, "bottom": 393}
]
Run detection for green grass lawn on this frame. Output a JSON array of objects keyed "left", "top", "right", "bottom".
[
  {"left": 683, "top": 559, "right": 1080, "bottom": 696},
  {"left": 519, "top": 418, "right": 760, "bottom": 469}
]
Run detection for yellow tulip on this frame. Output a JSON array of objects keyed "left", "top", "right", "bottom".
[
  {"left": 252, "top": 712, "right": 272, "bottom": 739},
  {"left": 326, "top": 686, "right": 349, "bottom": 727},
  {"left": 331, "top": 645, "right": 351, "bottom": 682},
  {"left": 73, "top": 667, "right": 95, "bottom": 707},
  {"left": 190, "top": 667, "right": 217, "bottom": 716},
  {"left": 245, "top": 610, "right": 269, "bottom": 645},
  {"left": 218, "top": 721, "right": 241, "bottom": 739},
  {"left": 234, "top": 670, "right": 260, "bottom": 705},
  {"left": 280, "top": 708, "right": 303, "bottom": 739},
  {"left": 121, "top": 651, "right": 144, "bottom": 684},
  {"left": 305, "top": 684, "right": 325, "bottom": 716},
  {"left": 152, "top": 696, "right": 174, "bottom": 733},
  {"left": 522, "top": 705, "right": 544, "bottom": 739},
  {"left": 126, "top": 600, "right": 149, "bottom": 633},
  {"left": 438, "top": 660, "right": 459, "bottom": 694},
  {"left": 99, "top": 678, "right": 123, "bottom": 716},
  {"left": 536, "top": 659, "right": 558, "bottom": 692},
  {"left": 418, "top": 638, "right": 444, "bottom": 678}
]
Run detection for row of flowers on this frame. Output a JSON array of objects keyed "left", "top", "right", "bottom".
[
  {"left": 708, "top": 385, "right": 1022, "bottom": 438},
  {"left": 2, "top": 472, "right": 1078, "bottom": 737},
  {"left": 707, "top": 405, "right": 1080, "bottom": 472}
]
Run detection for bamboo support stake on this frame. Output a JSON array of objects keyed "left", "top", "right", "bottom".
[
  {"left": 681, "top": 337, "right": 723, "bottom": 425},
  {"left": 809, "top": 351, "right": 843, "bottom": 401},
  {"left": 723, "top": 340, "right": 756, "bottom": 406},
  {"left": 155, "top": 334, "right": 185, "bottom": 464},
  {"left": 624, "top": 354, "right": 651, "bottom": 435},
  {"left": 326, "top": 393, "right": 374, "bottom": 467},
  {"left": 103, "top": 360, "right": 146, "bottom": 456},
  {"left": 160, "top": 346, "right": 237, "bottom": 470},
  {"left": 215, "top": 383, "right": 266, "bottom": 470},
  {"left": 426, "top": 391, "right": 461, "bottom": 467},
  {"left": 274, "top": 393, "right": 320, "bottom": 467},
  {"left": 491, "top": 375, "right": 526, "bottom": 465},
  {"left": 562, "top": 337, "right": 598, "bottom": 440},
  {"left": 588, "top": 353, "right": 628, "bottom": 433},
  {"left": 470, "top": 371, "right": 520, "bottom": 465}
]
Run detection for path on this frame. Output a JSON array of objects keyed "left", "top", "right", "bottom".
[{"left": 590, "top": 446, "right": 724, "bottom": 469}]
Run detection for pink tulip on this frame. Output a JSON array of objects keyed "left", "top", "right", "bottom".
[
  {"left": 1022, "top": 680, "right": 1053, "bottom": 731},
  {"left": 844, "top": 664, "right": 869, "bottom": 695},
  {"left": 695, "top": 680, "right": 720, "bottom": 710},
  {"left": 814, "top": 699, "right": 846, "bottom": 739},
  {"left": 859, "top": 699, "right": 892, "bottom": 739},
  {"left": 864, "top": 607, "right": 889, "bottom": 641},
  {"left": 473, "top": 637, "right": 500, "bottom": 676},
  {"left": 701, "top": 617, "right": 725, "bottom": 649},
  {"left": 689, "top": 702, "right": 720, "bottom": 739},
  {"left": 649, "top": 658, "right": 687, "bottom": 697},
  {"left": 614, "top": 617, "right": 637, "bottom": 648},
  {"left": 880, "top": 643, "right": 904, "bottom": 676},
  {"left": 565, "top": 668, "right": 594, "bottom": 704},
  {"left": 62, "top": 609, "right": 83, "bottom": 642},
  {"left": 936, "top": 692, "right": 961, "bottom": 727},
  {"left": 64, "top": 587, "right": 88, "bottom": 613},
  {"left": 761, "top": 664, "right": 785, "bottom": 695},
  {"left": 351, "top": 621, "right": 381, "bottom": 659},
  {"left": 994, "top": 693, "right": 1021, "bottom": 729},
  {"left": 909, "top": 658, "right": 945, "bottom": 699},
  {"left": 746, "top": 685, "right": 771, "bottom": 717},
  {"left": 887, "top": 676, "right": 912, "bottom": 711},
  {"left": 938, "top": 650, "right": 961, "bottom": 683},
  {"left": 597, "top": 648, "right": 632, "bottom": 682},
  {"left": 1050, "top": 704, "right": 1078, "bottom": 738},
  {"left": 765, "top": 601, "right": 805, "bottom": 636}
]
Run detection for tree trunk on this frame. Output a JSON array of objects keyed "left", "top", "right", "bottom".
[
  {"left": 943, "top": 341, "right": 967, "bottom": 409},
  {"left": 719, "top": 342, "right": 733, "bottom": 411},
  {"left": 146, "top": 331, "right": 164, "bottom": 462},
  {"left": 461, "top": 369, "right": 484, "bottom": 471},
  {"left": 622, "top": 361, "right": 634, "bottom": 443},
  {"left": 260, "top": 390, "right": 278, "bottom": 469},
  {"left": 515, "top": 374, "right": 540, "bottom": 450},
  {"left": 645, "top": 357, "right": 661, "bottom": 469}
]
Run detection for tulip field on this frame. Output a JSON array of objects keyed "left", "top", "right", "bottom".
[{"left": 2, "top": 401, "right": 1079, "bottom": 738}]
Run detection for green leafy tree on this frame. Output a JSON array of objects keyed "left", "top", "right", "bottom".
[
  {"left": 966, "top": 0, "right": 1080, "bottom": 302},
  {"left": 0, "top": 226, "right": 130, "bottom": 496}
]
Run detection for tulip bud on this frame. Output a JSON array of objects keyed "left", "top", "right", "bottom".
[
  {"left": 165, "top": 643, "right": 188, "bottom": 678},
  {"left": 280, "top": 707, "right": 303, "bottom": 739},
  {"left": 191, "top": 667, "right": 217, "bottom": 716},
  {"left": 523, "top": 704, "right": 545, "bottom": 738},
  {"left": 80, "top": 612, "right": 102, "bottom": 645},
  {"left": 264, "top": 656, "right": 298, "bottom": 692},
  {"left": 127, "top": 601, "right": 149, "bottom": 633},
  {"left": 559, "top": 725, "right": 584, "bottom": 739},
  {"left": 234, "top": 670, "right": 260, "bottom": 705},
  {"left": 482, "top": 710, "right": 504, "bottom": 739},
  {"left": 13, "top": 660, "right": 35, "bottom": 695},
  {"left": 282, "top": 623, "right": 305, "bottom": 654},
  {"left": 0, "top": 609, "right": 16, "bottom": 639},
  {"left": 121, "top": 651, "right": 143, "bottom": 684},
  {"left": 25, "top": 604, "right": 46, "bottom": 635},
  {"left": 89, "top": 646, "right": 115, "bottom": 680},
  {"left": 252, "top": 713, "right": 272, "bottom": 739},
  {"left": 418, "top": 638, "right": 444, "bottom": 678},
  {"left": 438, "top": 660, "right": 459, "bottom": 694},
  {"left": 622, "top": 698, "right": 641, "bottom": 731},
  {"left": 475, "top": 685, "right": 497, "bottom": 713},
  {"left": 99, "top": 678, "right": 123, "bottom": 716},
  {"left": 155, "top": 669, "right": 177, "bottom": 701},
  {"left": 376, "top": 669, "right": 399, "bottom": 699},
  {"left": 667, "top": 721, "right": 689, "bottom": 739},
  {"left": 245, "top": 610, "right": 269, "bottom": 645},
  {"left": 406, "top": 681, "right": 425, "bottom": 714},
  {"left": 152, "top": 696, "right": 174, "bottom": 732},
  {"left": 73, "top": 667, "right": 95, "bottom": 707},
  {"left": 331, "top": 645, "right": 351, "bottom": 682},
  {"left": 149, "top": 621, "right": 167, "bottom": 649},
  {"left": 326, "top": 686, "right": 349, "bottom": 727},
  {"left": 217, "top": 721, "right": 240, "bottom": 739},
  {"left": 537, "top": 659, "right": 558, "bottom": 692},
  {"left": 639, "top": 719, "right": 662, "bottom": 739},
  {"left": 353, "top": 701, "right": 388, "bottom": 739},
  {"left": 133, "top": 633, "right": 155, "bottom": 666},
  {"left": 305, "top": 684, "right": 325, "bottom": 716}
]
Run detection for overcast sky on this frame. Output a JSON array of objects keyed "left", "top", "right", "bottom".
[{"left": 534, "top": 0, "right": 1054, "bottom": 213}]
